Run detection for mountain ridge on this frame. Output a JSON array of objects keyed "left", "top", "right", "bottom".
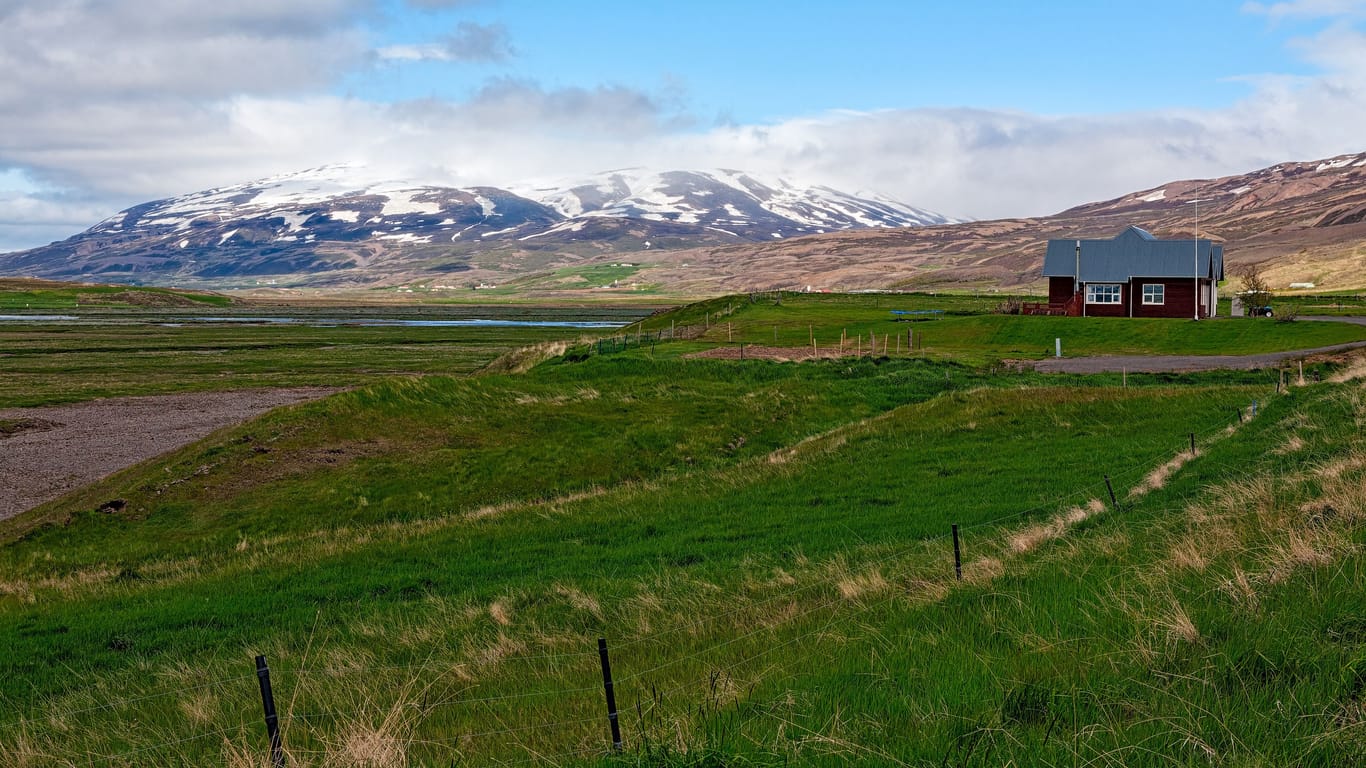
[
  {"left": 3, "top": 153, "right": 1366, "bottom": 293},
  {"left": 0, "top": 166, "right": 952, "bottom": 289}
]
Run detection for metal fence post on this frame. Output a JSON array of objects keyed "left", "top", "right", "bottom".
[
  {"left": 255, "top": 655, "right": 285, "bottom": 768},
  {"left": 951, "top": 524, "right": 962, "bottom": 581},
  {"left": 597, "top": 638, "right": 622, "bottom": 751}
]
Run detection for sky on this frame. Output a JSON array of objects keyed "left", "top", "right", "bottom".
[{"left": 2, "top": 0, "right": 1366, "bottom": 252}]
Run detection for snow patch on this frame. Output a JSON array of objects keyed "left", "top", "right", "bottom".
[
  {"left": 473, "top": 195, "right": 498, "bottom": 218},
  {"left": 1230, "top": 185, "right": 1252, "bottom": 195},
  {"left": 519, "top": 220, "right": 587, "bottom": 241},
  {"left": 374, "top": 232, "right": 431, "bottom": 244},
  {"left": 177, "top": 239, "right": 189, "bottom": 249},
  {"left": 277, "top": 211, "right": 309, "bottom": 231},
  {"left": 380, "top": 189, "right": 442, "bottom": 216},
  {"left": 1139, "top": 189, "right": 1167, "bottom": 202},
  {"left": 1318, "top": 157, "right": 1355, "bottom": 172},
  {"left": 218, "top": 229, "right": 238, "bottom": 244},
  {"left": 329, "top": 210, "right": 361, "bottom": 223}
]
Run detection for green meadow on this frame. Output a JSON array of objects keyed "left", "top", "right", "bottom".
[
  {"left": 0, "top": 289, "right": 1363, "bottom": 766},
  {"left": 628, "top": 292, "right": 1366, "bottom": 362}
]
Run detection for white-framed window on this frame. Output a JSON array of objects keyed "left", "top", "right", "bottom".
[
  {"left": 1086, "top": 283, "right": 1122, "bottom": 304},
  {"left": 1142, "top": 284, "right": 1165, "bottom": 305}
]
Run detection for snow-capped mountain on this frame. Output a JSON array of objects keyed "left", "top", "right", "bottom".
[
  {"left": 521, "top": 168, "right": 951, "bottom": 237},
  {"left": 0, "top": 166, "right": 952, "bottom": 287}
]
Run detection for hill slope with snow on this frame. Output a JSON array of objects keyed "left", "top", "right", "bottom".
[{"left": 0, "top": 166, "right": 951, "bottom": 287}]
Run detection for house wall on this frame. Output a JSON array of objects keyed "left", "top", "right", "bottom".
[
  {"left": 1044, "top": 276, "right": 1215, "bottom": 318},
  {"left": 1081, "top": 285, "right": 1127, "bottom": 317},
  {"left": 1048, "top": 276, "right": 1074, "bottom": 305},
  {"left": 1131, "top": 278, "right": 1206, "bottom": 319}
]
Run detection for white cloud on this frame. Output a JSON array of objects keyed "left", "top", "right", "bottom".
[
  {"left": 377, "top": 21, "right": 513, "bottom": 62},
  {"left": 1243, "top": 0, "right": 1366, "bottom": 20}
]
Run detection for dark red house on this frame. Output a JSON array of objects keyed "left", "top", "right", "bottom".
[{"left": 1034, "top": 226, "right": 1225, "bottom": 318}]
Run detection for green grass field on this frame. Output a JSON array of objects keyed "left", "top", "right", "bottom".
[
  {"left": 624, "top": 292, "right": 1366, "bottom": 363},
  {"left": 0, "top": 290, "right": 1363, "bottom": 766}
]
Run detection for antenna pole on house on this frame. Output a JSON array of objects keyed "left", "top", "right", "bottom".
[
  {"left": 1188, "top": 198, "right": 1208, "bottom": 321},
  {"left": 1074, "top": 239, "right": 1080, "bottom": 297}
]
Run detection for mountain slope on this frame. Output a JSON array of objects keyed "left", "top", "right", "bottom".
[
  {"left": 523, "top": 168, "right": 948, "bottom": 235},
  {"left": 630, "top": 152, "right": 1366, "bottom": 294},
  {"left": 0, "top": 166, "right": 950, "bottom": 288},
  {"left": 4, "top": 153, "right": 1365, "bottom": 293}
]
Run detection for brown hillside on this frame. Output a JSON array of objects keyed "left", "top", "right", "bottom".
[{"left": 624, "top": 153, "right": 1366, "bottom": 294}]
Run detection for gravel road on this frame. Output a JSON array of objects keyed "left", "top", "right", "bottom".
[
  {"left": 1033, "top": 317, "right": 1366, "bottom": 374},
  {"left": 0, "top": 388, "right": 338, "bottom": 521}
]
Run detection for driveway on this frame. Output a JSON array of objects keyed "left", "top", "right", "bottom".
[{"left": 1033, "top": 316, "right": 1366, "bottom": 374}]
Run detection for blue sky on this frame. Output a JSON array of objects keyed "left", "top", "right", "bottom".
[
  {"left": 353, "top": 1, "right": 1309, "bottom": 120},
  {"left": 1, "top": 0, "right": 1364, "bottom": 252}
]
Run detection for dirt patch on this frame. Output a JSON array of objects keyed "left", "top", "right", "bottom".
[{"left": 0, "top": 388, "right": 339, "bottom": 521}]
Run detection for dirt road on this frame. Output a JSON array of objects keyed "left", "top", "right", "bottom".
[
  {"left": 0, "top": 388, "right": 338, "bottom": 520},
  {"left": 1033, "top": 317, "right": 1366, "bottom": 374}
]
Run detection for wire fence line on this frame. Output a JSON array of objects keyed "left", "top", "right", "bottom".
[{"left": 3, "top": 400, "right": 1274, "bottom": 766}]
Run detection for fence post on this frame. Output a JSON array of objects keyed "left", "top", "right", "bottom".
[
  {"left": 1104, "top": 475, "right": 1119, "bottom": 512},
  {"left": 597, "top": 638, "right": 622, "bottom": 752},
  {"left": 1236, "top": 407, "right": 1243, "bottom": 423},
  {"left": 1189, "top": 432, "right": 1196, "bottom": 455},
  {"left": 255, "top": 655, "right": 285, "bottom": 768},
  {"left": 951, "top": 524, "right": 962, "bottom": 581}
]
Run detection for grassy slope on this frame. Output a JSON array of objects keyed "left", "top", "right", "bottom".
[
  {"left": 0, "top": 351, "right": 1292, "bottom": 765},
  {"left": 1, "top": 294, "right": 1363, "bottom": 766},
  {"left": 713, "top": 378, "right": 1366, "bottom": 767}
]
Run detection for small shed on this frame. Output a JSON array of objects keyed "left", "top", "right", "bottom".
[{"left": 1034, "top": 226, "right": 1224, "bottom": 318}]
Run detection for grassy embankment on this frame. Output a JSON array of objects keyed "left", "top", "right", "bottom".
[
  {"left": 0, "top": 279, "right": 235, "bottom": 310},
  {"left": 0, "top": 292, "right": 1363, "bottom": 765}
]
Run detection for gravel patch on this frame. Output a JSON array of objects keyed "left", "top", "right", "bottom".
[{"left": 0, "top": 388, "right": 339, "bottom": 520}]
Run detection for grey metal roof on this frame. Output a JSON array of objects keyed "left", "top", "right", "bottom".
[{"left": 1042, "top": 226, "right": 1224, "bottom": 283}]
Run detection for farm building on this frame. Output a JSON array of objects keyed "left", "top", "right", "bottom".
[{"left": 1031, "top": 226, "right": 1224, "bottom": 318}]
